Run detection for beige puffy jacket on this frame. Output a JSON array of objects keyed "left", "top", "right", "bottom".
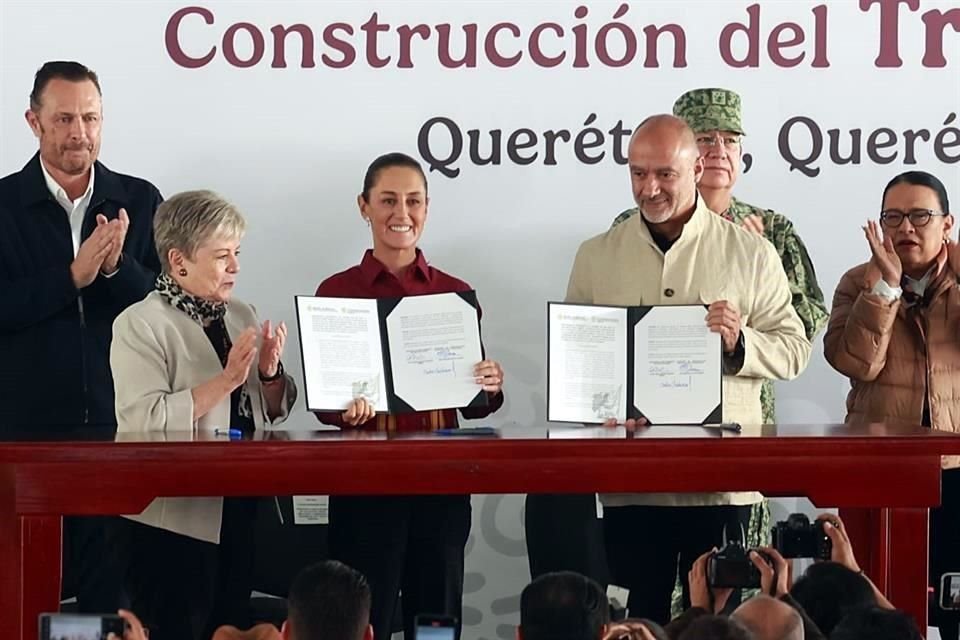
[{"left": 824, "top": 260, "right": 960, "bottom": 468}]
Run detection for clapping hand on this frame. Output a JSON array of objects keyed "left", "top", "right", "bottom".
[
  {"left": 258, "top": 320, "right": 287, "bottom": 379},
  {"left": 742, "top": 214, "right": 765, "bottom": 236},
  {"left": 863, "top": 220, "right": 901, "bottom": 287},
  {"left": 95, "top": 208, "right": 129, "bottom": 275}
]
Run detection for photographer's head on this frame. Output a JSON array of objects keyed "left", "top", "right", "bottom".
[
  {"left": 731, "top": 596, "right": 802, "bottom": 640},
  {"left": 519, "top": 571, "right": 610, "bottom": 640},
  {"left": 283, "top": 561, "right": 373, "bottom": 640},
  {"left": 789, "top": 562, "right": 875, "bottom": 636},
  {"left": 830, "top": 607, "right": 922, "bottom": 640},
  {"left": 677, "top": 615, "right": 753, "bottom": 640}
]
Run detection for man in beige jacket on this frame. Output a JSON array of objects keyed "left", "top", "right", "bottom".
[{"left": 567, "top": 115, "right": 811, "bottom": 623}]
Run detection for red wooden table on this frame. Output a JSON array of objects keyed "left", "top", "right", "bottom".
[{"left": 3, "top": 423, "right": 960, "bottom": 639}]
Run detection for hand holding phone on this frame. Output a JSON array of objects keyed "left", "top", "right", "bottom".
[
  {"left": 941, "top": 573, "right": 960, "bottom": 610},
  {"left": 40, "top": 614, "right": 125, "bottom": 640},
  {"left": 414, "top": 614, "right": 458, "bottom": 640}
]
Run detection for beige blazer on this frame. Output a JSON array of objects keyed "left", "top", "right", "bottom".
[
  {"left": 110, "top": 291, "right": 297, "bottom": 543},
  {"left": 567, "top": 195, "right": 811, "bottom": 507}
]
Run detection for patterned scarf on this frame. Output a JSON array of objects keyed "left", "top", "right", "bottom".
[
  {"left": 155, "top": 272, "right": 253, "bottom": 420},
  {"left": 155, "top": 272, "right": 227, "bottom": 325}
]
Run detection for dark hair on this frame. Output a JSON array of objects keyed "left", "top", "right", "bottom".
[
  {"left": 789, "top": 562, "right": 876, "bottom": 636},
  {"left": 624, "top": 619, "right": 669, "bottom": 640},
  {"left": 360, "top": 152, "right": 428, "bottom": 202},
  {"left": 30, "top": 61, "right": 102, "bottom": 111},
  {"left": 882, "top": 170, "right": 950, "bottom": 214},
  {"left": 830, "top": 606, "right": 922, "bottom": 640},
  {"left": 520, "top": 571, "right": 610, "bottom": 640},
  {"left": 287, "top": 560, "right": 371, "bottom": 640},
  {"left": 677, "top": 615, "right": 753, "bottom": 640}
]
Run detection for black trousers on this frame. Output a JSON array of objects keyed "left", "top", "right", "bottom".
[
  {"left": 329, "top": 495, "right": 471, "bottom": 640},
  {"left": 62, "top": 516, "right": 130, "bottom": 611},
  {"left": 116, "top": 497, "right": 258, "bottom": 640},
  {"left": 931, "top": 469, "right": 960, "bottom": 640},
  {"left": 524, "top": 494, "right": 611, "bottom": 586},
  {"left": 603, "top": 504, "right": 753, "bottom": 624}
]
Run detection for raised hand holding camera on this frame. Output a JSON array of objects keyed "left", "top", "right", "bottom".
[
  {"left": 772, "top": 513, "right": 832, "bottom": 560},
  {"left": 707, "top": 523, "right": 772, "bottom": 590}
]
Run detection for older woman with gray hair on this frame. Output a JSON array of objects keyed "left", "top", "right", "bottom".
[{"left": 110, "top": 190, "right": 296, "bottom": 640}]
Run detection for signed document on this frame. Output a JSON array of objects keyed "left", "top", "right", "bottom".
[
  {"left": 296, "top": 297, "right": 389, "bottom": 413},
  {"left": 385, "top": 293, "right": 484, "bottom": 411},
  {"left": 547, "top": 302, "right": 721, "bottom": 424},
  {"left": 296, "top": 292, "right": 487, "bottom": 413},
  {"left": 633, "top": 305, "right": 721, "bottom": 424},
  {"left": 547, "top": 303, "right": 628, "bottom": 423}
]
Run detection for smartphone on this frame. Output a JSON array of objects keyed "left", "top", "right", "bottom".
[
  {"left": 941, "top": 573, "right": 960, "bottom": 610},
  {"left": 39, "top": 613, "right": 125, "bottom": 640},
  {"left": 414, "top": 614, "right": 458, "bottom": 640}
]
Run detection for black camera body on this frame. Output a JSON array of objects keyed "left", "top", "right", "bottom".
[
  {"left": 707, "top": 540, "right": 770, "bottom": 589},
  {"left": 771, "top": 513, "right": 832, "bottom": 560}
]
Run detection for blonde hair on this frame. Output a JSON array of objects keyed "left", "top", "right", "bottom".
[{"left": 153, "top": 190, "right": 246, "bottom": 272}]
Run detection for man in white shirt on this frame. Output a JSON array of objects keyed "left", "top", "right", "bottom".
[{"left": 0, "top": 60, "right": 164, "bottom": 611}]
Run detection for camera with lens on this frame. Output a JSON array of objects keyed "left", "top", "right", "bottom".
[
  {"left": 707, "top": 525, "right": 770, "bottom": 589},
  {"left": 771, "top": 513, "right": 832, "bottom": 560}
]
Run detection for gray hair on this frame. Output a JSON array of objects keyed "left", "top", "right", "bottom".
[{"left": 153, "top": 190, "right": 247, "bottom": 272}]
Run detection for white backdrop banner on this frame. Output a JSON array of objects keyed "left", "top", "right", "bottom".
[{"left": 2, "top": 1, "right": 959, "bottom": 637}]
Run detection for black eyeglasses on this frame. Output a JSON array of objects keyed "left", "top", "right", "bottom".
[{"left": 879, "top": 208, "right": 948, "bottom": 228}]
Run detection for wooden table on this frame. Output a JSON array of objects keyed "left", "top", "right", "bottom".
[{"left": 3, "top": 423, "right": 959, "bottom": 639}]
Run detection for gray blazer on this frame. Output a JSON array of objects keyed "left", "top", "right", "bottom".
[{"left": 110, "top": 290, "right": 297, "bottom": 543}]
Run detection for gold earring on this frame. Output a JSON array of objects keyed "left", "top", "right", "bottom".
[{"left": 178, "top": 267, "right": 188, "bottom": 276}]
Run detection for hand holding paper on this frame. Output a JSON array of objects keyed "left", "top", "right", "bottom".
[
  {"left": 603, "top": 416, "right": 649, "bottom": 431},
  {"left": 341, "top": 396, "right": 377, "bottom": 426},
  {"left": 474, "top": 359, "right": 504, "bottom": 394},
  {"left": 705, "top": 300, "right": 742, "bottom": 354}
]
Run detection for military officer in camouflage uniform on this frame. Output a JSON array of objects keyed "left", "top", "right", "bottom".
[{"left": 612, "top": 89, "right": 828, "bottom": 610}]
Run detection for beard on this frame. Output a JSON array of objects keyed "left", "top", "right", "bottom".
[
  {"left": 638, "top": 199, "right": 675, "bottom": 224},
  {"left": 39, "top": 123, "right": 96, "bottom": 174},
  {"left": 58, "top": 149, "right": 94, "bottom": 175}
]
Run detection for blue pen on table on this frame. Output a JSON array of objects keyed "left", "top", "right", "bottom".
[{"left": 214, "top": 428, "right": 243, "bottom": 438}]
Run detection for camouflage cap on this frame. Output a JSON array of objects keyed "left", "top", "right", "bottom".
[{"left": 672, "top": 88, "right": 746, "bottom": 135}]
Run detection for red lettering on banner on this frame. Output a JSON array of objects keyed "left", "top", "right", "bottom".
[
  {"left": 270, "top": 24, "right": 315, "bottom": 68},
  {"left": 321, "top": 23, "right": 356, "bottom": 68},
  {"left": 860, "top": 0, "right": 918, "bottom": 67},
  {"left": 222, "top": 22, "right": 265, "bottom": 68},
  {"left": 719, "top": 3, "right": 830, "bottom": 68},
  {"left": 165, "top": 6, "right": 216, "bottom": 68},
  {"left": 921, "top": 8, "right": 960, "bottom": 67}
]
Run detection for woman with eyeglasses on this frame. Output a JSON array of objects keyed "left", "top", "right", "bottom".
[{"left": 824, "top": 170, "right": 959, "bottom": 639}]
